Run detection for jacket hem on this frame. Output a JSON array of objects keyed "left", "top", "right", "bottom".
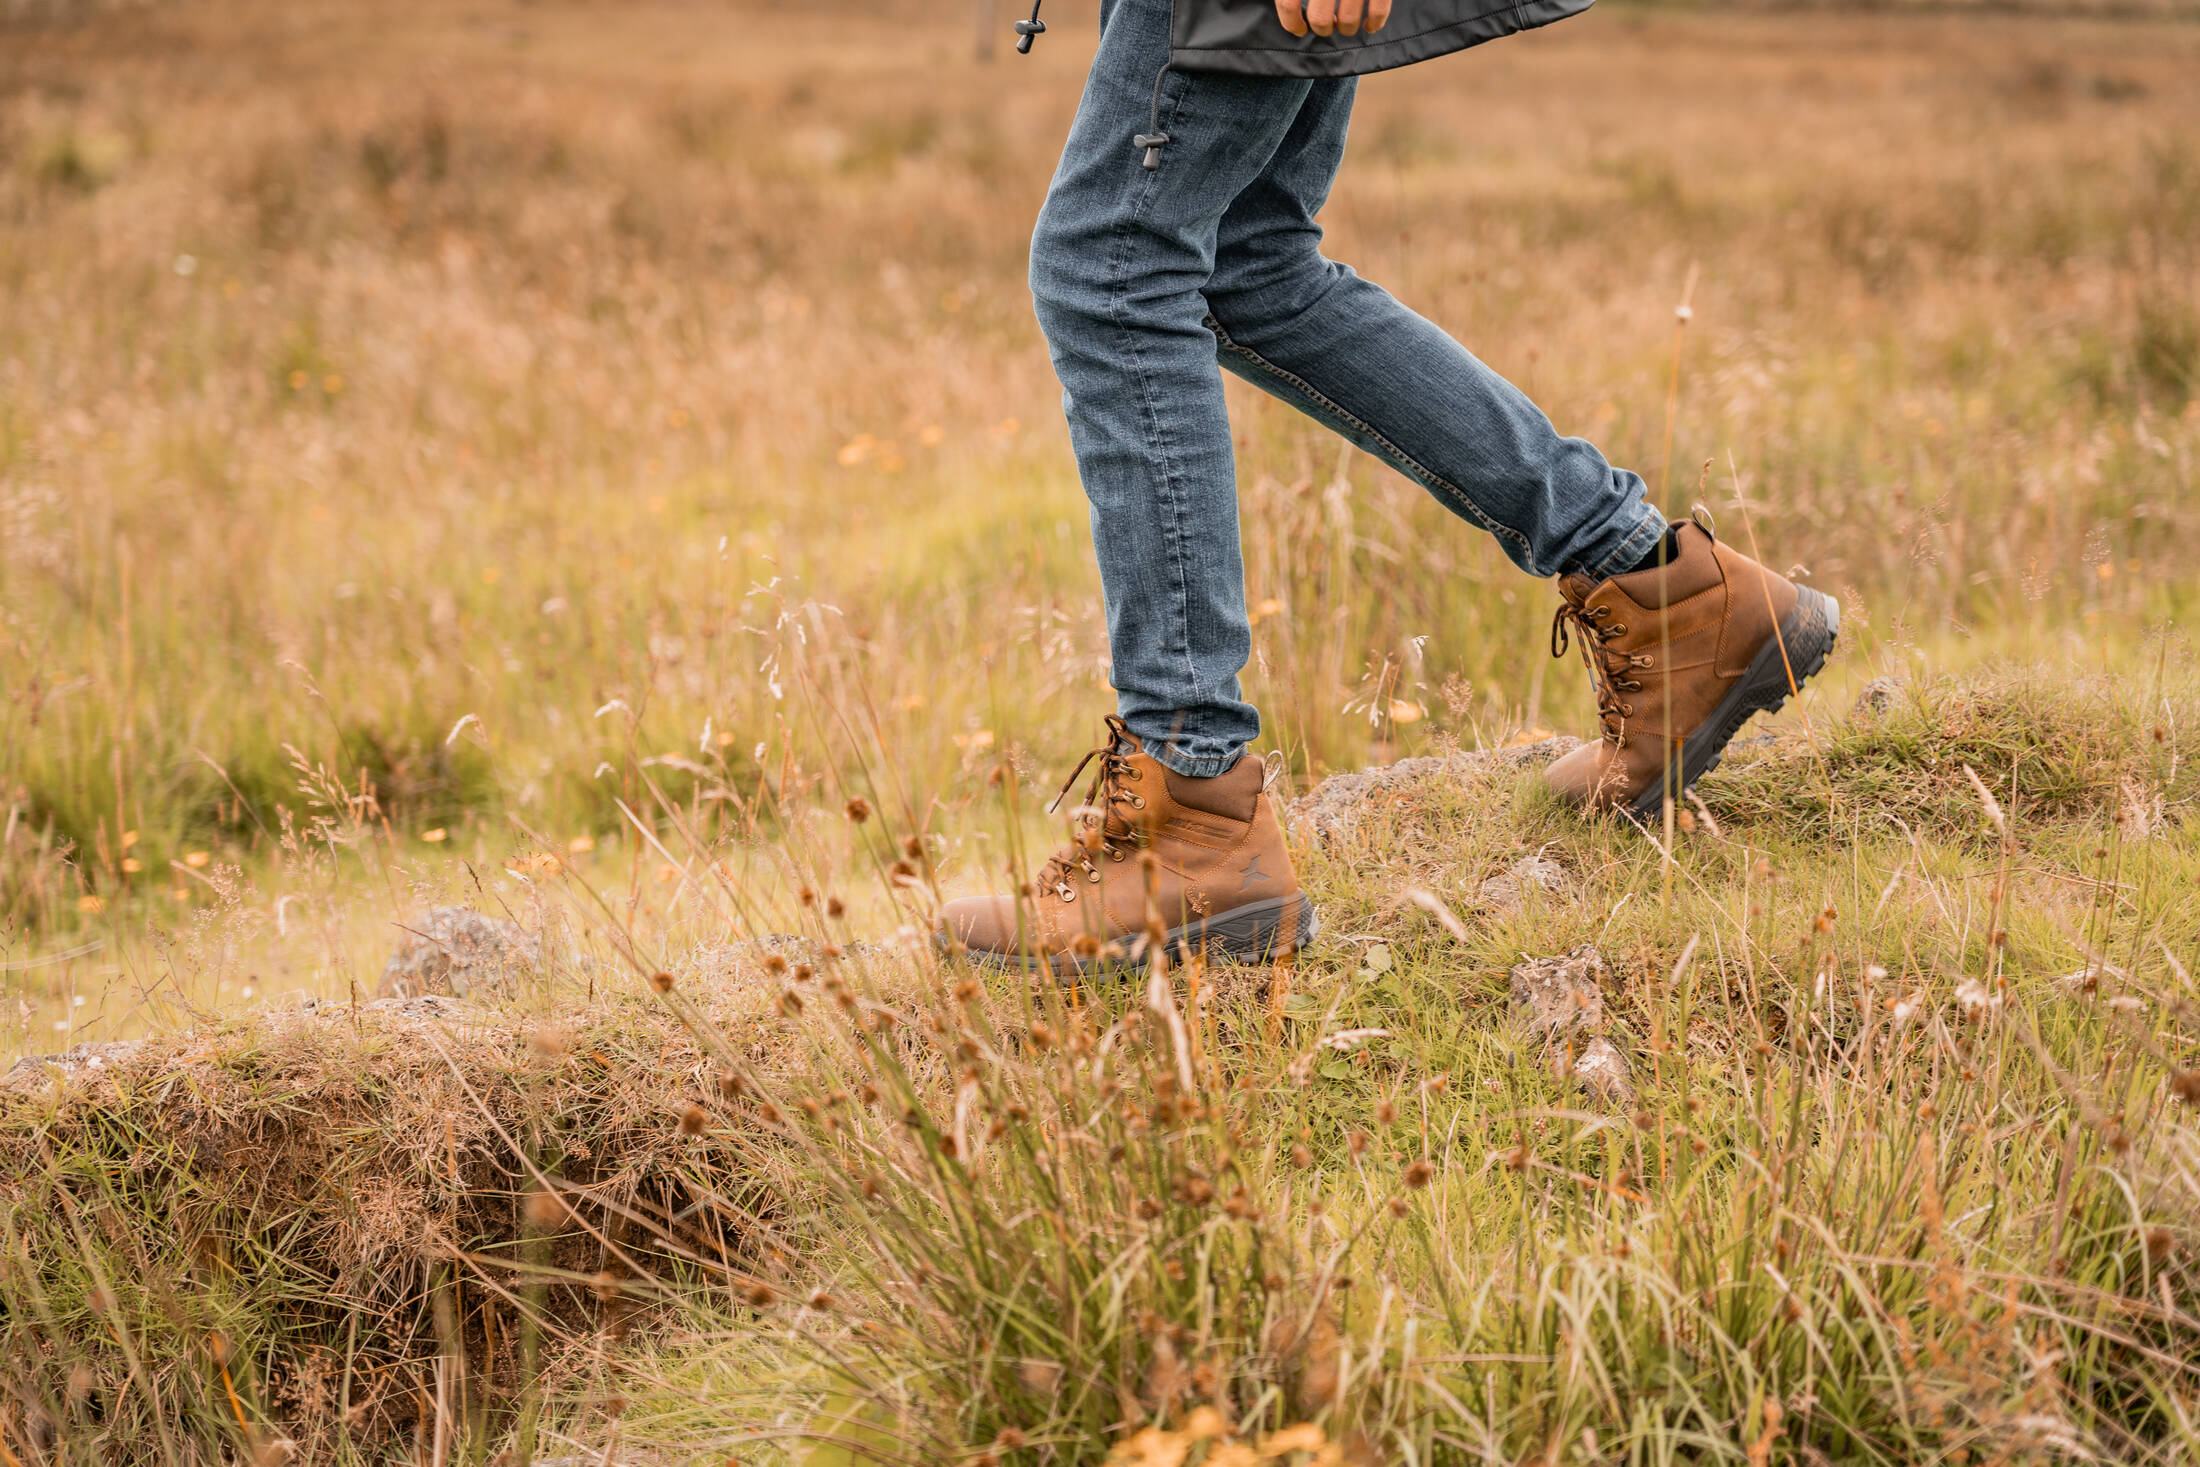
[{"left": 1169, "top": 0, "right": 1593, "bottom": 77}]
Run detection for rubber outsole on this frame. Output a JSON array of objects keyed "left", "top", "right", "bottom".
[
  {"left": 1622, "top": 586, "right": 1841, "bottom": 822},
  {"left": 952, "top": 893, "right": 1320, "bottom": 978}
]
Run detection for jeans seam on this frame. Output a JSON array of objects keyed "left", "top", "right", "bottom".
[
  {"left": 1207, "top": 313, "right": 1535, "bottom": 562},
  {"left": 1110, "top": 68, "right": 1210, "bottom": 756}
]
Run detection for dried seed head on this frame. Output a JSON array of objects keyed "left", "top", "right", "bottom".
[
  {"left": 745, "top": 1281, "right": 777, "bottom": 1308},
  {"left": 955, "top": 979, "right": 982, "bottom": 1004},
  {"left": 1017, "top": 1358, "right": 1064, "bottom": 1395},
  {"left": 1388, "top": 1195, "right": 1410, "bottom": 1217},
  {"left": 1403, "top": 1159, "right": 1435, "bottom": 1189},
  {"left": 1028, "top": 1021, "right": 1054, "bottom": 1051},
  {"left": 844, "top": 798, "right": 871, "bottom": 824},
  {"left": 798, "top": 886, "right": 817, "bottom": 906},
  {"left": 678, "top": 1103, "right": 707, "bottom": 1135},
  {"left": 1070, "top": 933, "right": 1102, "bottom": 958},
  {"left": 2170, "top": 1070, "right": 2200, "bottom": 1106},
  {"left": 1376, "top": 1100, "right": 1396, "bottom": 1125},
  {"left": 902, "top": 834, "right": 924, "bottom": 859},
  {"left": 525, "top": 1189, "right": 565, "bottom": 1228},
  {"left": 764, "top": 952, "right": 789, "bottom": 975},
  {"left": 718, "top": 1071, "right": 745, "bottom": 1099},
  {"left": 1291, "top": 1143, "right": 1313, "bottom": 1169},
  {"left": 807, "top": 1289, "right": 834, "bottom": 1311},
  {"left": 794, "top": 962, "right": 814, "bottom": 982},
  {"left": 1347, "top": 1129, "right": 1369, "bottom": 1157},
  {"left": 649, "top": 970, "right": 675, "bottom": 994},
  {"left": 780, "top": 989, "right": 804, "bottom": 1016},
  {"left": 996, "top": 1428, "right": 1027, "bottom": 1449},
  {"left": 2145, "top": 1227, "right": 2178, "bottom": 1262},
  {"left": 529, "top": 1026, "right": 571, "bottom": 1058},
  {"left": 1137, "top": 1197, "right": 1164, "bottom": 1220},
  {"left": 826, "top": 897, "right": 846, "bottom": 919}
]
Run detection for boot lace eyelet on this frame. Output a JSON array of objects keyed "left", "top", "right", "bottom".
[
  {"left": 1128, "top": 794, "right": 1145, "bottom": 809},
  {"left": 1086, "top": 868, "right": 1102, "bottom": 883},
  {"left": 1056, "top": 884, "right": 1076, "bottom": 902},
  {"left": 1108, "top": 848, "right": 1126, "bottom": 862}
]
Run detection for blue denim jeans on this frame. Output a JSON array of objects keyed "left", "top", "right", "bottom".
[{"left": 1030, "top": 0, "right": 1665, "bottom": 777}]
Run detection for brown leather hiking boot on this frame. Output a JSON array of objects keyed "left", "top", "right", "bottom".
[
  {"left": 939, "top": 717, "right": 1315, "bottom": 975},
  {"left": 1545, "top": 516, "right": 1838, "bottom": 819}
]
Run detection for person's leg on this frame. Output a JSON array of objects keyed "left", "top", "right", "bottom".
[
  {"left": 1202, "top": 80, "right": 1668, "bottom": 581},
  {"left": 1199, "top": 84, "right": 1837, "bottom": 818},
  {"left": 1028, "top": 0, "right": 1324, "bottom": 778}
]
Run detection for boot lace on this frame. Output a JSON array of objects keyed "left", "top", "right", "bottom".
[
  {"left": 1551, "top": 602, "right": 1650, "bottom": 746},
  {"left": 1036, "top": 715, "right": 1147, "bottom": 900}
]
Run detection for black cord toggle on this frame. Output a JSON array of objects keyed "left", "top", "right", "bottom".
[
  {"left": 1134, "top": 61, "right": 1173, "bottom": 171},
  {"left": 1014, "top": 0, "right": 1046, "bottom": 52}
]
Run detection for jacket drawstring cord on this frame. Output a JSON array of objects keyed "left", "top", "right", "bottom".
[
  {"left": 1134, "top": 61, "right": 1172, "bottom": 170},
  {"left": 1014, "top": 0, "right": 1046, "bottom": 52},
  {"left": 1012, "top": 2, "right": 1169, "bottom": 173}
]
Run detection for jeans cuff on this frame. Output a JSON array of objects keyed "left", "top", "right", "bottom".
[
  {"left": 1142, "top": 737, "right": 1245, "bottom": 780},
  {"left": 1586, "top": 511, "right": 1671, "bottom": 582}
]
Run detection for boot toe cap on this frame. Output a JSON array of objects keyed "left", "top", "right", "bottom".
[
  {"left": 938, "top": 894, "right": 1028, "bottom": 958},
  {"left": 1545, "top": 741, "right": 1635, "bottom": 810}
]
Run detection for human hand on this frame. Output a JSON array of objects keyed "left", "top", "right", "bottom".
[{"left": 1273, "top": 0, "right": 1393, "bottom": 37}]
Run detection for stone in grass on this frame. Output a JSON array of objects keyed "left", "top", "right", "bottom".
[
  {"left": 377, "top": 906, "right": 540, "bottom": 999},
  {"left": 1478, "top": 854, "right": 1573, "bottom": 915},
  {"left": 1509, "top": 944, "right": 1607, "bottom": 1039},
  {"left": 1851, "top": 676, "right": 1906, "bottom": 717},
  {"left": 1508, "top": 943, "right": 1635, "bottom": 1107}
]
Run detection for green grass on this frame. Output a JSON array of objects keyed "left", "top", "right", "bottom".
[{"left": 7, "top": 663, "right": 2200, "bottom": 1463}]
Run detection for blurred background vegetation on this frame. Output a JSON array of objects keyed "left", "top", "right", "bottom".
[{"left": 1, "top": 0, "right": 2197, "bottom": 1045}]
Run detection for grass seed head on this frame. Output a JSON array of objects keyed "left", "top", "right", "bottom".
[
  {"left": 679, "top": 1103, "right": 707, "bottom": 1135},
  {"left": 1403, "top": 1158, "right": 1435, "bottom": 1189},
  {"left": 844, "top": 797, "right": 870, "bottom": 823},
  {"left": 649, "top": 970, "right": 675, "bottom": 993}
]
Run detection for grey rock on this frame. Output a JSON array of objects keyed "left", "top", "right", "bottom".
[
  {"left": 1508, "top": 945, "right": 1635, "bottom": 1107},
  {"left": 1509, "top": 944, "right": 1607, "bottom": 1039},
  {"left": 4, "top": 1040, "right": 147, "bottom": 1090},
  {"left": 1479, "top": 854, "right": 1573, "bottom": 914},
  {"left": 377, "top": 906, "right": 539, "bottom": 999},
  {"left": 1288, "top": 736, "right": 1584, "bottom": 843},
  {"left": 1852, "top": 676, "right": 1905, "bottom": 717},
  {"left": 1570, "top": 1036, "right": 1636, "bottom": 1106}
]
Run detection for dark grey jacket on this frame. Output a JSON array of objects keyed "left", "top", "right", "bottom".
[{"left": 1171, "top": 0, "right": 1593, "bottom": 76}]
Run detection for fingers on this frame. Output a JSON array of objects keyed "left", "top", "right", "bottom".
[
  {"left": 1273, "top": 0, "right": 1308, "bottom": 35},
  {"left": 1303, "top": 0, "right": 1337, "bottom": 36},
  {"left": 1334, "top": 0, "right": 1364, "bottom": 34},
  {"left": 1365, "top": 0, "right": 1392, "bottom": 30}
]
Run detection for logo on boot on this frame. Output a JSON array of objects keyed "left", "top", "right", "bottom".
[{"left": 1238, "top": 854, "right": 1270, "bottom": 892}]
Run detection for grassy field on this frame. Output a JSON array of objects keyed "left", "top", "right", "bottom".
[{"left": 3, "top": 0, "right": 2200, "bottom": 1461}]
